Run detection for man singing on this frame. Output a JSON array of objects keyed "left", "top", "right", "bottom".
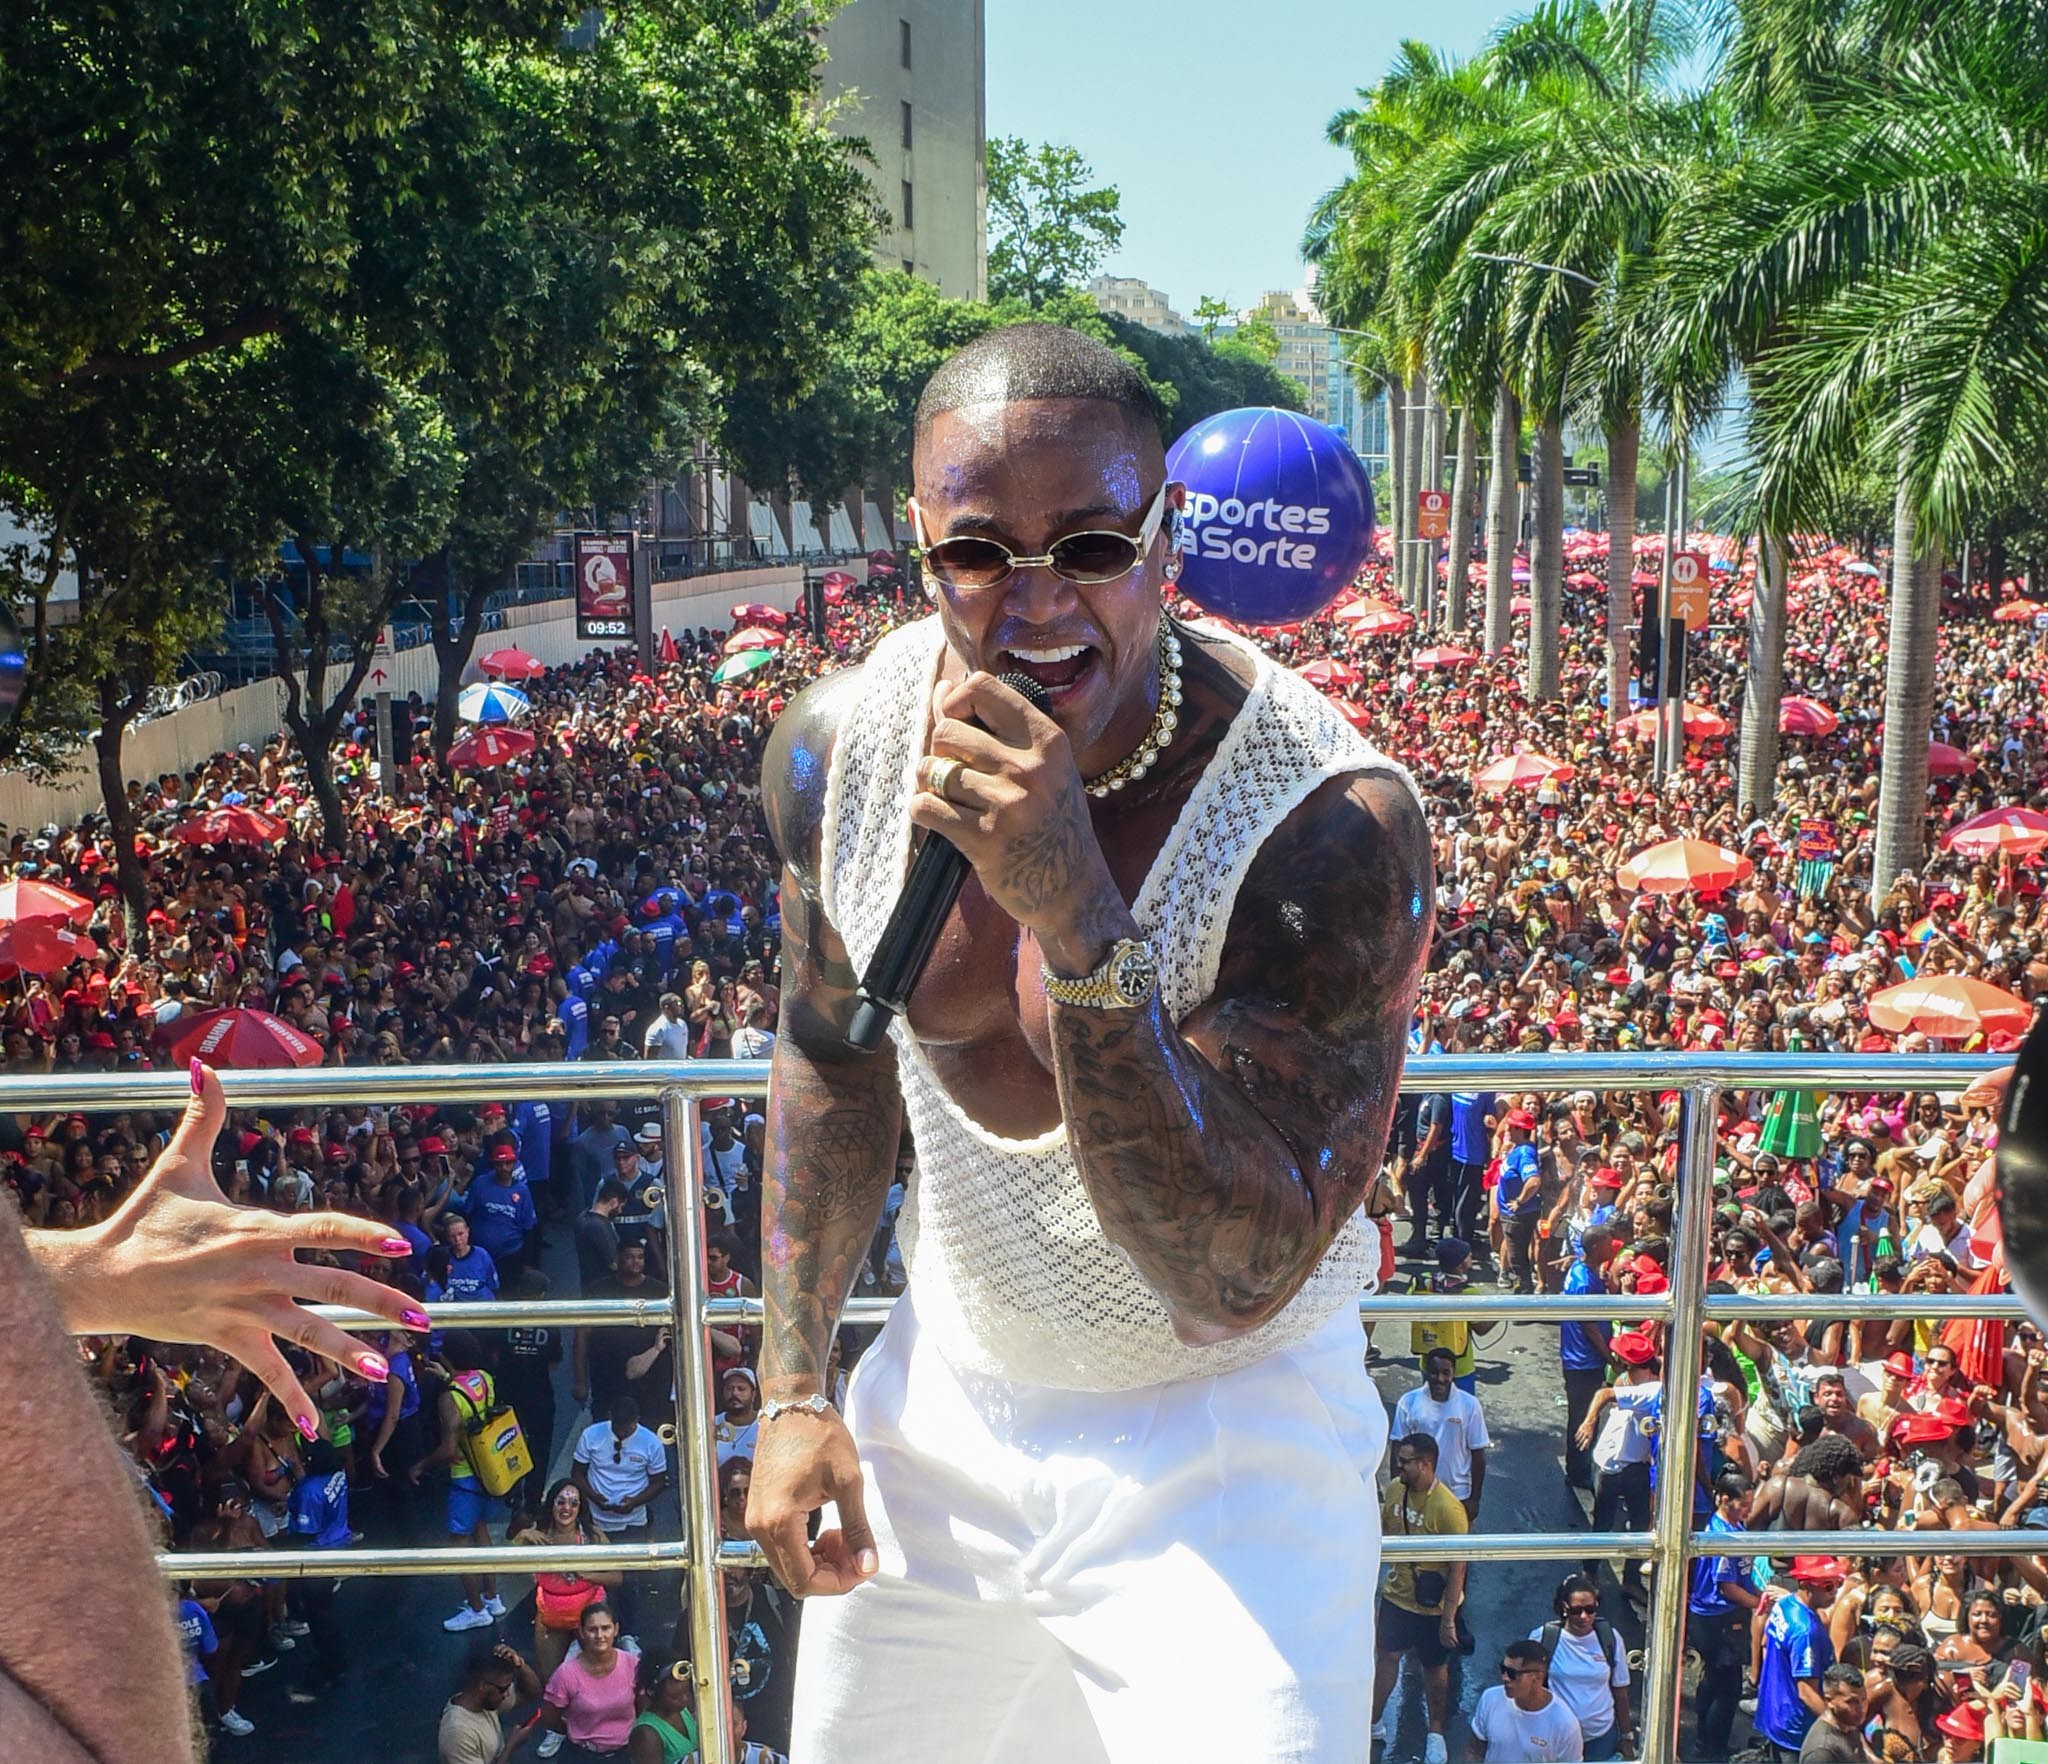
[{"left": 750, "top": 322, "right": 1433, "bottom": 1760}]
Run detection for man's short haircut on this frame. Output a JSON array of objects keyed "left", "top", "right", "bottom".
[
  {"left": 1822, "top": 1662, "right": 1866, "bottom": 1693},
  {"left": 1502, "top": 1640, "right": 1548, "bottom": 1674},
  {"left": 595, "top": 1177, "right": 632, "bottom": 1207},
  {"left": 1424, "top": 1346, "right": 1458, "bottom": 1371},
  {"left": 913, "top": 322, "right": 1161, "bottom": 460},
  {"left": 1814, "top": 1370, "right": 1849, "bottom": 1392},
  {"left": 1395, "top": 1430, "right": 1440, "bottom": 1464}
]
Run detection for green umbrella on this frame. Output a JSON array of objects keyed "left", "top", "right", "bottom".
[
  {"left": 1758, "top": 1088, "right": 1823, "bottom": 1159},
  {"left": 710, "top": 649, "right": 773, "bottom": 684}
]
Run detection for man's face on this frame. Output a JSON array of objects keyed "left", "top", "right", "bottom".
[
  {"left": 723, "top": 1374, "right": 758, "bottom": 1422},
  {"left": 1816, "top": 1380, "right": 1848, "bottom": 1420},
  {"left": 1425, "top": 1355, "right": 1454, "bottom": 1398},
  {"left": 1392, "top": 1445, "right": 1434, "bottom": 1492},
  {"left": 618, "top": 1243, "right": 646, "bottom": 1282},
  {"left": 707, "top": 1244, "right": 731, "bottom": 1282},
  {"left": 913, "top": 399, "right": 1173, "bottom": 768},
  {"left": 1824, "top": 1679, "right": 1865, "bottom": 1728}
]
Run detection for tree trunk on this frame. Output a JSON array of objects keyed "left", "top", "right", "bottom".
[
  {"left": 1739, "top": 533, "right": 1790, "bottom": 816},
  {"left": 1445, "top": 408, "right": 1478, "bottom": 634},
  {"left": 1387, "top": 373, "right": 1411, "bottom": 604},
  {"left": 1603, "top": 414, "right": 1640, "bottom": 724},
  {"left": 284, "top": 704, "right": 348, "bottom": 847},
  {"left": 1484, "top": 381, "right": 1520, "bottom": 653},
  {"left": 94, "top": 671, "right": 150, "bottom": 952},
  {"left": 1403, "top": 372, "right": 1428, "bottom": 606},
  {"left": 1527, "top": 413, "right": 1564, "bottom": 701},
  {"left": 431, "top": 565, "right": 503, "bottom": 765},
  {"left": 1420, "top": 389, "right": 1446, "bottom": 621},
  {"left": 1870, "top": 481, "right": 1942, "bottom": 906}
]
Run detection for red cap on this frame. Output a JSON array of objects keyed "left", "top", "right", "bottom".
[
  {"left": 1630, "top": 1253, "right": 1665, "bottom": 1279},
  {"left": 288, "top": 1126, "right": 316, "bottom": 1145},
  {"left": 1505, "top": 1108, "right": 1538, "bottom": 1131},
  {"left": 1611, "top": 1330, "right": 1657, "bottom": 1366},
  {"left": 1790, "top": 1555, "right": 1849, "bottom": 1584},
  {"left": 490, "top": 1143, "right": 519, "bottom": 1161},
  {"left": 1606, "top": 967, "right": 1631, "bottom": 986},
  {"left": 1937, "top": 1704, "right": 1988, "bottom": 1742},
  {"left": 324, "top": 1142, "right": 348, "bottom": 1160},
  {"left": 1883, "top": 1351, "right": 1917, "bottom": 1379},
  {"left": 1892, "top": 1412, "right": 1954, "bottom": 1446},
  {"left": 1591, "top": 1166, "right": 1624, "bottom": 1189},
  {"left": 1635, "top": 1270, "right": 1670, "bottom": 1295},
  {"left": 418, "top": 1135, "right": 448, "bottom": 1154}
]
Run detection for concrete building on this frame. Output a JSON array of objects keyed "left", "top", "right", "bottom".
[
  {"left": 1244, "top": 289, "right": 1338, "bottom": 424},
  {"left": 818, "top": 0, "right": 987, "bottom": 300},
  {"left": 1087, "top": 275, "right": 1192, "bottom": 338}
]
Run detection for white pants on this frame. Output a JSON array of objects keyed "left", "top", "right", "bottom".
[{"left": 789, "top": 1295, "right": 1387, "bottom": 1762}]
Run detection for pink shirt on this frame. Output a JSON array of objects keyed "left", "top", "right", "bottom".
[{"left": 544, "top": 1644, "right": 640, "bottom": 1750}]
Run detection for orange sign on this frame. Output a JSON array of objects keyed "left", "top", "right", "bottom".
[
  {"left": 1416, "top": 489, "right": 1451, "bottom": 540},
  {"left": 1668, "top": 550, "right": 1710, "bottom": 632}
]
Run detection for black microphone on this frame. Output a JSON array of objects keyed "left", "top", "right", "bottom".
[
  {"left": 844, "top": 671, "right": 1051, "bottom": 1052},
  {"left": 1997, "top": 1009, "right": 2048, "bottom": 1327}
]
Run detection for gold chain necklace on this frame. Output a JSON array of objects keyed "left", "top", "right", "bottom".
[{"left": 1083, "top": 618, "right": 1184, "bottom": 799}]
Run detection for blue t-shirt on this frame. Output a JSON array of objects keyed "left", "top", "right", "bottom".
[
  {"left": 1559, "top": 1259, "right": 1608, "bottom": 1370},
  {"left": 456, "top": 1175, "right": 535, "bottom": 1262},
  {"left": 557, "top": 992, "right": 590, "bottom": 1057},
  {"left": 444, "top": 1245, "right": 501, "bottom": 1302},
  {"left": 512, "top": 1101, "right": 553, "bottom": 1193},
  {"left": 289, "top": 1468, "right": 352, "bottom": 1549},
  {"left": 365, "top": 1348, "right": 420, "bottom": 1424},
  {"left": 1758, "top": 1593, "right": 1833, "bottom": 1747},
  {"left": 393, "top": 1218, "right": 434, "bottom": 1277},
  {"left": 1449, "top": 1092, "right": 1496, "bottom": 1165},
  {"left": 1498, "top": 1143, "right": 1543, "bottom": 1218},
  {"left": 648, "top": 914, "right": 685, "bottom": 974},
  {"left": 1688, "top": 1511, "right": 1748, "bottom": 1618},
  {"left": 174, "top": 1598, "right": 217, "bottom": 1683}
]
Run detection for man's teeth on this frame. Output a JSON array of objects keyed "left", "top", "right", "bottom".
[{"left": 1010, "top": 645, "right": 1088, "bottom": 664}]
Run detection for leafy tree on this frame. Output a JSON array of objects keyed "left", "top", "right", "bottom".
[
  {"left": 1194, "top": 295, "right": 1234, "bottom": 342},
  {"left": 985, "top": 136, "right": 1125, "bottom": 308},
  {"left": 1217, "top": 316, "right": 1282, "bottom": 365},
  {"left": 1096, "top": 315, "right": 1306, "bottom": 443}
]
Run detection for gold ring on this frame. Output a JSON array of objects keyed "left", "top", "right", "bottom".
[{"left": 929, "top": 756, "right": 965, "bottom": 803}]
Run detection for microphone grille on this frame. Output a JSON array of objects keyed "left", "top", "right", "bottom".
[{"left": 995, "top": 671, "right": 1052, "bottom": 713}]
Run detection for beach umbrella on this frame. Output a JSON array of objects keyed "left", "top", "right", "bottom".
[
  {"left": 0, "top": 878, "right": 93, "bottom": 927},
  {"left": 1779, "top": 698, "right": 1840, "bottom": 737},
  {"left": 1992, "top": 599, "right": 2045, "bottom": 622},
  {"left": 726, "top": 627, "right": 786, "bottom": 654},
  {"left": 711, "top": 649, "right": 773, "bottom": 685},
  {"left": 478, "top": 647, "right": 545, "bottom": 680},
  {"left": 173, "top": 806, "right": 287, "bottom": 846},
  {"left": 1335, "top": 596, "right": 1412, "bottom": 632},
  {"left": 1843, "top": 560, "right": 1883, "bottom": 578},
  {"left": 1927, "top": 740, "right": 1977, "bottom": 778},
  {"left": 1617, "top": 703, "right": 1730, "bottom": 741},
  {"left": 730, "top": 603, "right": 788, "bottom": 625},
  {"left": 1334, "top": 700, "right": 1373, "bottom": 732},
  {"left": 1296, "top": 658, "right": 1363, "bottom": 689},
  {"left": 657, "top": 628, "right": 680, "bottom": 663},
  {"left": 0, "top": 918, "right": 99, "bottom": 977},
  {"left": 821, "top": 570, "right": 858, "bottom": 593},
  {"left": 1758, "top": 1089, "right": 1824, "bottom": 1159},
  {"left": 1942, "top": 806, "right": 2048, "bottom": 859},
  {"left": 457, "top": 681, "right": 530, "bottom": 724},
  {"left": 1473, "top": 753, "right": 1575, "bottom": 795},
  {"left": 1510, "top": 595, "right": 1532, "bottom": 616},
  {"left": 1617, "top": 837, "right": 1754, "bottom": 896},
  {"left": 447, "top": 727, "right": 537, "bottom": 770},
  {"left": 1414, "top": 645, "right": 1481, "bottom": 670},
  {"left": 1869, "top": 975, "right": 2032, "bottom": 1039},
  {"left": 168, "top": 1008, "right": 323, "bottom": 1069}
]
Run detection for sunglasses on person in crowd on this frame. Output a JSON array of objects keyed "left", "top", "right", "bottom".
[
  {"left": 911, "top": 482, "right": 1169, "bottom": 591},
  {"left": 1502, "top": 1662, "right": 1544, "bottom": 1679}
]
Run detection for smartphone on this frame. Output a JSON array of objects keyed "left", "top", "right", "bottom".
[{"left": 2010, "top": 1661, "right": 2032, "bottom": 1699}]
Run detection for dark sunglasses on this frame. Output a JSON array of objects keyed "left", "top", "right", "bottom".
[
  {"left": 1566, "top": 1604, "right": 1600, "bottom": 1618},
  {"left": 1502, "top": 1663, "right": 1542, "bottom": 1679},
  {"left": 913, "top": 482, "right": 1169, "bottom": 592}
]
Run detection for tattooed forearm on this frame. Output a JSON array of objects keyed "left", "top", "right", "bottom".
[{"left": 1047, "top": 772, "right": 1433, "bottom": 1341}]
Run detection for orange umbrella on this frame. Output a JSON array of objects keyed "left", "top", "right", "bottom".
[
  {"left": 1617, "top": 837, "right": 1754, "bottom": 896},
  {"left": 1779, "top": 697, "right": 1839, "bottom": 737},
  {"left": 1868, "top": 975, "right": 2032, "bottom": 1039},
  {"left": 1473, "top": 753, "right": 1575, "bottom": 795},
  {"left": 447, "top": 727, "right": 538, "bottom": 770},
  {"left": 1992, "top": 598, "right": 2045, "bottom": 622},
  {"left": 478, "top": 647, "right": 546, "bottom": 680},
  {"left": 1413, "top": 645, "right": 1481, "bottom": 669},
  {"left": 1296, "top": 658, "right": 1363, "bottom": 688},
  {"left": 1941, "top": 806, "right": 2048, "bottom": 858},
  {"left": 173, "top": 806, "right": 287, "bottom": 846},
  {"left": 1928, "top": 740, "right": 1978, "bottom": 778},
  {"left": 167, "top": 1008, "right": 324, "bottom": 1069},
  {"left": 0, "top": 877, "right": 92, "bottom": 927},
  {"left": 1617, "top": 703, "right": 1730, "bottom": 741}
]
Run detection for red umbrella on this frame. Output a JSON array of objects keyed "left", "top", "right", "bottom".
[
  {"left": 1296, "top": 658, "right": 1363, "bottom": 688},
  {"left": 1928, "top": 740, "right": 1978, "bottom": 778},
  {"left": 1617, "top": 703, "right": 1730, "bottom": 741},
  {"left": 173, "top": 806, "right": 287, "bottom": 846},
  {"left": 0, "top": 878, "right": 92, "bottom": 927},
  {"left": 447, "top": 727, "right": 538, "bottom": 770},
  {"left": 478, "top": 647, "right": 546, "bottom": 680},
  {"left": 730, "top": 603, "right": 788, "bottom": 625},
  {"left": 168, "top": 1008, "right": 323, "bottom": 1069},
  {"left": 1335, "top": 596, "right": 1414, "bottom": 635},
  {"left": 1473, "top": 753, "right": 1575, "bottom": 795},
  {"left": 1992, "top": 598, "right": 2045, "bottom": 622},
  {"left": 1334, "top": 700, "right": 1373, "bottom": 732},
  {"left": 1868, "top": 975, "right": 2031, "bottom": 1039},
  {"left": 1942, "top": 806, "right": 2048, "bottom": 858},
  {"left": 1510, "top": 595, "right": 1533, "bottom": 616},
  {"left": 1617, "top": 837, "right": 1754, "bottom": 896},
  {"left": 0, "top": 918, "right": 98, "bottom": 977},
  {"left": 726, "top": 627, "right": 787, "bottom": 654},
  {"left": 1414, "top": 645, "right": 1481, "bottom": 669},
  {"left": 821, "top": 570, "right": 858, "bottom": 593},
  {"left": 657, "top": 627, "right": 680, "bottom": 664},
  {"left": 1779, "top": 697, "right": 1839, "bottom": 737}
]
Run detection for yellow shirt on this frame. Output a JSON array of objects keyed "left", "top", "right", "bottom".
[{"left": 1381, "top": 1477, "right": 1469, "bottom": 1613}]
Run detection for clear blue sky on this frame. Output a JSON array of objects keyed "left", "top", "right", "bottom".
[{"left": 986, "top": 0, "right": 1520, "bottom": 318}]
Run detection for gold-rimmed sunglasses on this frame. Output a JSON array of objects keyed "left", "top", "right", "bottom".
[{"left": 911, "top": 481, "right": 1170, "bottom": 591}]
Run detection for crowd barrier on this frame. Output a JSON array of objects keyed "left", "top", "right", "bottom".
[{"left": 10, "top": 1051, "right": 2018, "bottom": 1764}]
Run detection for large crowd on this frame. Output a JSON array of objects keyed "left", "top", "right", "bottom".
[{"left": 3, "top": 528, "right": 2044, "bottom": 1761}]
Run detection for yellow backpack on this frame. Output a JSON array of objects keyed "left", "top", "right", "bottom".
[{"left": 449, "top": 1371, "right": 533, "bottom": 1496}]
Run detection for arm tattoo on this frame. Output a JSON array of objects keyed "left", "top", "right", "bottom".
[
  {"left": 1048, "top": 773, "right": 1434, "bottom": 1341},
  {"left": 758, "top": 672, "right": 903, "bottom": 1396}
]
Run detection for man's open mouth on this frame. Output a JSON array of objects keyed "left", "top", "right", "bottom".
[{"left": 998, "top": 643, "right": 1098, "bottom": 696}]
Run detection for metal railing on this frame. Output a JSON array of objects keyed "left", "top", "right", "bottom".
[{"left": 19, "top": 1051, "right": 2021, "bottom": 1764}]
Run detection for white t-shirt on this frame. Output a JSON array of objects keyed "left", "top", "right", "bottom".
[
  {"left": 1592, "top": 1381, "right": 1661, "bottom": 1473},
  {"left": 1471, "top": 1684, "right": 1584, "bottom": 1762},
  {"left": 573, "top": 1421, "right": 666, "bottom": 1529},
  {"left": 1531, "top": 1623, "right": 1630, "bottom": 1740},
  {"left": 643, "top": 1013, "right": 693, "bottom": 1061},
  {"left": 1390, "top": 1386, "right": 1493, "bottom": 1500}
]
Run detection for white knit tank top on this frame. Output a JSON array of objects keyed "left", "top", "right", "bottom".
[{"left": 820, "top": 616, "right": 1420, "bottom": 1391}]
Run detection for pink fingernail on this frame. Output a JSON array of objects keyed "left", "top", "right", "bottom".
[
  {"left": 295, "top": 1414, "right": 318, "bottom": 1442},
  {"left": 357, "top": 1351, "right": 389, "bottom": 1380},
  {"left": 401, "top": 1307, "right": 431, "bottom": 1331},
  {"left": 378, "top": 1236, "right": 412, "bottom": 1256},
  {"left": 190, "top": 1058, "right": 205, "bottom": 1097}
]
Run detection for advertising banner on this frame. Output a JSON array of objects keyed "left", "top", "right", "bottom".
[{"left": 576, "top": 534, "right": 635, "bottom": 642}]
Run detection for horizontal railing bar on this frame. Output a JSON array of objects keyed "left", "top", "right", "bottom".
[
  {"left": 1692, "top": 1528, "right": 2048, "bottom": 1558},
  {"left": 160, "top": 1541, "right": 690, "bottom": 1580},
  {"left": 713, "top": 1532, "right": 1660, "bottom": 1569},
  {"left": 714, "top": 1293, "right": 1681, "bottom": 1328},
  {"left": 1, "top": 1051, "right": 2000, "bottom": 1116},
  {"left": 311, "top": 1296, "right": 677, "bottom": 1330},
  {"left": 1703, "top": 1293, "right": 2026, "bottom": 1320}
]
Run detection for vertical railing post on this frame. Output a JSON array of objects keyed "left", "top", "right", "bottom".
[
  {"left": 1639, "top": 1081, "right": 1720, "bottom": 1764},
  {"left": 663, "top": 1087, "right": 732, "bottom": 1764}
]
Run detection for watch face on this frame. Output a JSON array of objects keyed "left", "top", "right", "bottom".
[{"left": 1111, "top": 945, "right": 1157, "bottom": 1004}]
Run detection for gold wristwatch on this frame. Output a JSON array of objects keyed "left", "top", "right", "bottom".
[{"left": 1042, "top": 936, "right": 1159, "bottom": 1009}]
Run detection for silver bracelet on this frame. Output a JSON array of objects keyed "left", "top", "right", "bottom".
[{"left": 758, "top": 1393, "right": 834, "bottom": 1425}]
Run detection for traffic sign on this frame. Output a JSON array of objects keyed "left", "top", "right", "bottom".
[
  {"left": 1416, "top": 489, "right": 1450, "bottom": 540},
  {"left": 1668, "top": 551, "right": 1711, "bottom": 631}
]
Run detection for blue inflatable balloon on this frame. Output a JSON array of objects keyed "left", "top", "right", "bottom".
[{"left": 1166, "top": 407, "right": 1375, "bottom": 626}]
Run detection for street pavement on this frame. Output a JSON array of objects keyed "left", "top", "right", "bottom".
[{"left": 196, "top": 1236, "right": 1666, "bottom": 1762}]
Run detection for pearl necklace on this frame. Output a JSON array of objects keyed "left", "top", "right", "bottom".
[{"left": 1084, "top": 619, "right": 1184, "bottom": 798}]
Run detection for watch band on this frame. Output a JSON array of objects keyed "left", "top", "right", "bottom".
[{"left": 1041, "top": 936, "right": 1159, "bottom": 1010}]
